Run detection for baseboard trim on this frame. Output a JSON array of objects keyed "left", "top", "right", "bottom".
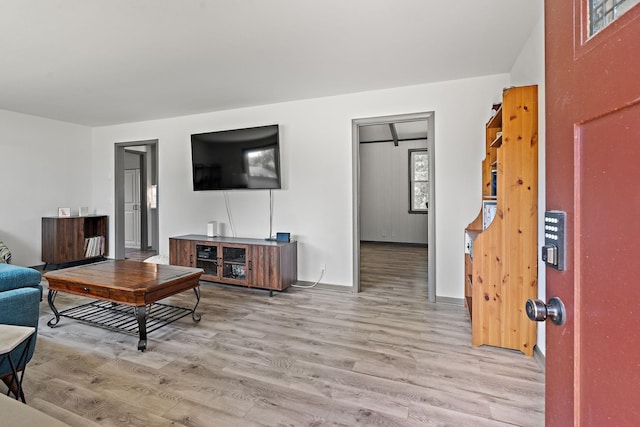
[
  {"left": 435, "top": 296, "right": 465, "bottom": 306},
  {"left": 290, "top": 281, "right": 354, "bottom": 293},
  {"left": 360, "top": 240, "right": 427, "bottom": 248},
  {"left": 533, "top": 344, "right": 545, "bottom": 372}
]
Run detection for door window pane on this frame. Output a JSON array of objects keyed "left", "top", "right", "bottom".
[{"left": 589, "top": 0, "right": 639, "bottom": 36}]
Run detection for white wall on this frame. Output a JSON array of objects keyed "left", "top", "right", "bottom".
[
  {"left": 359, "top": 139, "right": 428, "bottom": 244},
  {"left": 0, "top": 109, "right": 92, "bottom": 266},
  {"left": 91, "top": 74, "right": 508, "bottom": 298},
  {"left": 509, "top": 5, "right": 546, "bottom": 355}
]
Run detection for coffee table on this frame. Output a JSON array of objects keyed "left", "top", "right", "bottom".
[{"left": 44, "top": 260, "right": 203, "bottom": 351}]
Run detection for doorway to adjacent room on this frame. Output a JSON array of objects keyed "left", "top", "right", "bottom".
[
  {"left": 352, "top": 112, "right": 435, "bottom": 301},
  {"left": 124, "top": 149, "right": 144, "bottom": 250},
  {"left": 114, "top": 140, "right": 159, "bottom": 261}
]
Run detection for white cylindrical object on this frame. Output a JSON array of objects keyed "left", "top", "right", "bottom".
[{"left": 207, "top": 221, "right": 217, "bottom": 237}]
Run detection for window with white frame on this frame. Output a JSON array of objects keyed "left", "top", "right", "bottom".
[{"left": 409, "top": 149, "right": 428, "bottom": 213}]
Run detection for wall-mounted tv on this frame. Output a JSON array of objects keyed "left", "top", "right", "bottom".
[{"left": 191, "top": 124, "right": 281, "bottom": 191}]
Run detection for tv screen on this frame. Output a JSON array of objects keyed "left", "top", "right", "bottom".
[{"left": 191, "top": 124, "right": 281, "bottom": 190}]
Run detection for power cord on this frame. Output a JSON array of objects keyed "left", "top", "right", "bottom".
[
  {"left": 268, "top": 189, "right": 274, "bottom": 239},
  {"left": 223, "top": 191, "right": 236, "bottom": 237},
  {"left": 291, "top": 268, "right": 324, "bottom": 289}
]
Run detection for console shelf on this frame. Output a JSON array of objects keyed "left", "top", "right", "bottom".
[{"left": 169, "top": 235, "right": 297, "bottom": 295}]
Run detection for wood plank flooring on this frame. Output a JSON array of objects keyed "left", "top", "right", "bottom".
[
  {"left": 124, "top": 249, "right": 157, "bottom": 262},
  {"left": 14, "top": 242, "right": 544, "bottom": 426}
]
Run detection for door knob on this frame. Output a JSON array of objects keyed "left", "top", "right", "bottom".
[{"left": 526, "top": 297, "right": 566, "bottom": 325}]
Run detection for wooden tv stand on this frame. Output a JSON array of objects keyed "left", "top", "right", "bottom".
[{"left": 169, "top": 235, "right": 297, "bottom": 296}]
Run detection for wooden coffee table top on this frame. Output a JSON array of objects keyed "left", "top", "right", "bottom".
[{"left": 44, "top": 260, "right": 203, "bottom": 306}]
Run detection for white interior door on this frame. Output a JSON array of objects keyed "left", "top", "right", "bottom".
[{"left": 124, "top": 169, "right": 141, "bottom": 248}]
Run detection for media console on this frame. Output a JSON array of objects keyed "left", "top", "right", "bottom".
[{"left": 169, "top": 235, "right": 297, "bottom": 296}]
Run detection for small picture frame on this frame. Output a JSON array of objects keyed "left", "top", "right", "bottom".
[{"left": 58, "top": 207, "right": 71, "bottom": 217}]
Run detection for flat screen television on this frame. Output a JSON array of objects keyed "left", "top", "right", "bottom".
[{"left": 191, "top": 124, "right": 281, "bottom": 191}]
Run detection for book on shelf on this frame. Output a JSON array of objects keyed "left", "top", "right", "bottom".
[{"left": 84, "top": 236, "right": 105, "bottom": 258}]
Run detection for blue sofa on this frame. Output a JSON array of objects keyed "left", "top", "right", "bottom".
[{"left": 0, "top": 264, "right": 42, "bottom": 391}]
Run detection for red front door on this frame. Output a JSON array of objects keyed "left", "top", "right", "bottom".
[{"left": 545, "top": 1, "right": 640, "bottom": 425}]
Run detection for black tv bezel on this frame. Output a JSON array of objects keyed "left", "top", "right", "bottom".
[{"left": 190, "top": 124, "right": 281, "bottom": 191}]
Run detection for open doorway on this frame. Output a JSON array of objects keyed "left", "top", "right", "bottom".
[
  {"left": 124, "top": 149, "right": 145, "bottom": 251},
  {"left": 352, "top": 113, "right": 435, "bottom": 302},
  {"left": 114, "top": 140, "right": 159, "bottom": 261}
]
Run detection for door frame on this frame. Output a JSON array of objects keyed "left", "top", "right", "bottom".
[
  {"left": 114, "top": 140, "right": 158, "bottom": 260},
  {"left": 352, "top": 112, "right": 436, "bottom": 302}
]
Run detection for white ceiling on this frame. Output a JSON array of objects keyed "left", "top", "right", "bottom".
[{"left": 0, "top": 0, "right": 541, "bottom": 126}]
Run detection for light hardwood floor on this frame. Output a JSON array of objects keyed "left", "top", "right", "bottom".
[
  {"left": 124, "top": 248, "right": 158, "bottom": 262},
  {"left": 15, "top": 242, "right": 544, "bottom": 426}
]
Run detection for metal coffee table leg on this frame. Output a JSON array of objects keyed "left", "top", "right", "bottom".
[
  {"left": 192, "top": 287, "right": 202, "bottom": 322},
  {"left": 46, "top": 290, "right": 60, "bottom": 327},
  {"left": 134, "top": 306, "right": 147, "bottom": 351}
]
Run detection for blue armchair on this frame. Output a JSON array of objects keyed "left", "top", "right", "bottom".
[{"left": 0, "top": 263, "right": 42, "bottom": 396}]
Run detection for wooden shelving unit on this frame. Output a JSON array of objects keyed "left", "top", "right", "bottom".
[
  {"left": 42, "top": 215, "right": 108, "bottom": 267},
  {"left": 464, "top": 85, "right": 538, "bottom": 356}
]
